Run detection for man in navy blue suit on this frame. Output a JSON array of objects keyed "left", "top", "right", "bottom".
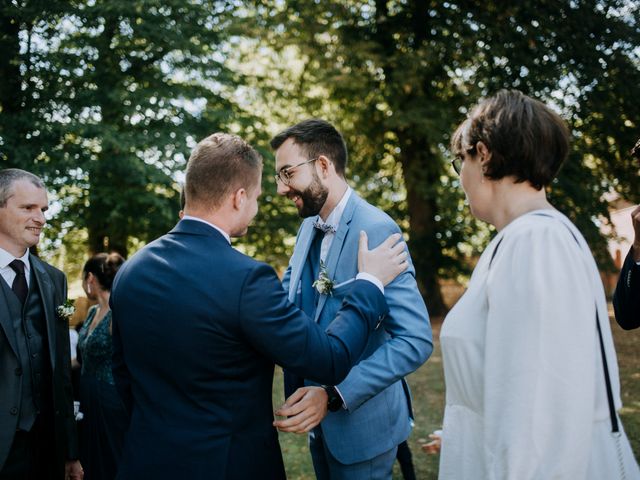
[{"left": 110, "top": 132, "right": 408, "bottom": 479}]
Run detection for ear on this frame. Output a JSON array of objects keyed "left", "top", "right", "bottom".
[
  {"left": 316, "top": 155, "right": 333, "bottom": 178},
  {"left": 476, "top": 141, "right": 492, "bottom": 167},
  {"left": 232, "top": 188, "right": 246, "bottom": 211}
]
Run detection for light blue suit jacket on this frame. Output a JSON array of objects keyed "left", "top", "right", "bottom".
[{"left": 283, "top": 192, "right": 432, "bottom": 464}]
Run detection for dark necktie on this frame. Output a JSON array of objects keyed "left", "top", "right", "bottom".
[
  {"left": 9, "top": 259, "right": 28, "bottom": 305},
  {"left": 308, "top": 228, "right": 324, "bottom": 283}
]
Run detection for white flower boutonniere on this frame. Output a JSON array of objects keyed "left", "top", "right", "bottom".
[
  {"left": 312, "top": 261, "right": 334, "bottom": 296},
  {"left": 57, "top": 299, "right": 75, "bottom": 321}
]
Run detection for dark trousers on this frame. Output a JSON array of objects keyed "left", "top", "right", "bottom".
[
  {"left": 0, "top": 416, "right": 57, "bottom": 480},
  {"left": 396, "top": 440, "right": 416, "bottom": 480}
]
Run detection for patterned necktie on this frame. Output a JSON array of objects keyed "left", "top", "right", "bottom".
[
  {"left": 313, "top": 220, "right": 336, "bottom": 234},
  {"left": 9, "top": 259, "right": 28, "bottom": 305}
]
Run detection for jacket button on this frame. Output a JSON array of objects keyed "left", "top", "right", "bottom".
[
  {"left": 10, "top": 407, "right": 18, "bottom": 415},
  {"left": 15, "top": 368, "right": 22, "bottom": 376}
]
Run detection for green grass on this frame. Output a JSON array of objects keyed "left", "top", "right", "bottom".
[{"left": 274, "top": 315, "right": 639, "bottom": 479}]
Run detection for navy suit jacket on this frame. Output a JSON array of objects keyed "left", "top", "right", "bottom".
[
  {"left": 110, "top": 219, "right": 388, "bottom": 479},
  {"left": 613, "top": 248, "right": 640, "bottom": 330}
]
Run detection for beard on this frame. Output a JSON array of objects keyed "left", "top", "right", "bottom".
[{"left": 294, "top": 173, "right": 329, "bottom": 218}]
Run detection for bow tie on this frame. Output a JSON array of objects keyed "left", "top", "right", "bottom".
[{"left": 313, "top": 221, "right": 337, "bottom": 234}]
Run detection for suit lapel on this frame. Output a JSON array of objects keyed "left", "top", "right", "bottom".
[
  {"left": 0, "top": 279, "right": 19, "bottom": 356},
  {"left": 31, "top": 255, "right": 58, "bottom": 369},
  {"left": 314, "top": 194, "right": 359, "bottom": 321},
  {"left": 287, "top": 221, "right": 316, "bottom": 302}
]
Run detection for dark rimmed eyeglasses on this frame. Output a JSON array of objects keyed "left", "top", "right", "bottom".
[
  {"left": 450, "top": 145, "right": 476, "bottom": 175},
  {"left": 450, "top": 156, "right": 463, "bottom": 175},
  {"left": 274, "top": 157, "right": 318, "bottom": 185}
]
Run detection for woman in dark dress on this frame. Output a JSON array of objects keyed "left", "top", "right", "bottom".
[{"left": 78, "top": 253, "right": 128, "bottom": 479}]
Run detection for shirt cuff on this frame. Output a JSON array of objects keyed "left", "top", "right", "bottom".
[
  {"left": 333, "top": 386, "right": 348, "bottom": 410},
  {"left": 355, "top": 272, "right": 384, "bottom": 294}
]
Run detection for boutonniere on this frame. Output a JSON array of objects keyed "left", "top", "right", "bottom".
[
  {"left": 57, "top": 299, "right": 75, "bottom": 321},
  {"left": 313, "top": 261, "right": 334, "bottom": 296}
]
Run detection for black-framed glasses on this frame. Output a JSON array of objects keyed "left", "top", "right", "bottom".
[
  {"left": 450, "top": 145, "right": 476, "bottom": 175},
  {"left": 274, "top": 157, "right": 318, "bottom": 185},
  {"left": 451, "top": 156, "right": 463, "bottom": 175}
]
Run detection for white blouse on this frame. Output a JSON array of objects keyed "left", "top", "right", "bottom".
[{"left": 439, "top": 209, "right": 639, "bottom": 479}]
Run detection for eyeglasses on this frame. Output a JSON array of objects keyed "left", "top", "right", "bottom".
[
  {"left": 450, "top": 145, "right": 476, "bottom": 175},
  {"left": 451, "top": 156, "right": 463, "bottom": 175},
  {"left": 274, "top": 157, "right": 318, "bottom": 185}
]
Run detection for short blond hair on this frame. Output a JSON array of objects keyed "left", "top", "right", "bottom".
[{"left": 185, "top": 133, "right": 262, "bottom": 209}]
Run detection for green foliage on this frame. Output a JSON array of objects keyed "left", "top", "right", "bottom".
[
  {"left": 1, "top": 0, "right": 256, "bottom": 257},
  {"left": 243, "top": 0, "right": 640, "bottom": 314},
  {"left": 2, "top": 1, "right": 639, "bottom": 295}
]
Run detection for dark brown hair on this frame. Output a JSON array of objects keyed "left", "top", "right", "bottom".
[
  {"left": 83, "top": 253, "right": 125, "bottom": 291},
  {"left": 185, "top": 133, "right": 263, "bottom": 208},
  {"left": 270, "top": 119, "right": 348, "bottom": 177},
  {"left": 451, "top": 90, "right": 570, "bottom": 190}
]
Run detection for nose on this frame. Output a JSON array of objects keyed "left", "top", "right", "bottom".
[
  {"left": 276, "top": 180, "right": 290, "bottom": 196},
  {"left": 34, "top": 209, "right": 46, "bottom": 225}
]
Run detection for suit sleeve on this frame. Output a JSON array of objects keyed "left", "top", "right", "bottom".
[
  {"left": 110, "top": 283, "right": 133, "bottom": 416},
  {"left": 613, "top": 248, "right": 640, "bottom": 330},
  {"left": 335, "top": 222, "right": 433, "bottom": 411},
  {"left": 238, "top": 263, "right": 389, "bottom": 386},
  {"left": 56, "top": 272, "right": 79, "bottom": 460}
]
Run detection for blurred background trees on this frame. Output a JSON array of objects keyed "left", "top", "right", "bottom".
[{"left": 1, "top": 0, "right": 639, "bottom": 313}]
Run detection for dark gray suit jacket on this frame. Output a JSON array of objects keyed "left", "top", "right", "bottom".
[{"left": 0, "top": 254, "right": 78, "bottom": 473}]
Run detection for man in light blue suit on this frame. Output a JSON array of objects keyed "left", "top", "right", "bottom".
[{"left": 271, "top": 120, "right": 433, "bottom": 479}]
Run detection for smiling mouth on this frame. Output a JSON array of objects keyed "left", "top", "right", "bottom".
[{"left": 27, "top": 227, "right": 42, "bottom": 235}]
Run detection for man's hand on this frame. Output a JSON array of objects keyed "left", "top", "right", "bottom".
[
  {"left": 273, "top": 387, "right": 329, "bottom": 434},
  {"left": 65, "top": 460, "right": 84, "bottom": 480},
  {"left": 631, "top": 205, "right": 640, "bottom": 262},
  {"left": 358, "top": 231, "right": 408, "bottom": 286}
]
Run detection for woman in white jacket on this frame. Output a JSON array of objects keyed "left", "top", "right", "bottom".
[{"left": 438, "top": 89, "right": 639, "bottom": 479}]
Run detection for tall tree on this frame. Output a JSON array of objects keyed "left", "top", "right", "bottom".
[
  {"left": 0, "top": 0, "right": 72, "bottom": 173},
  {"left": 246, "top": 0, "right": 640, "bottom": 315},
  {"left": 1, "top": 0, "right": 253, "bottom": 256}
]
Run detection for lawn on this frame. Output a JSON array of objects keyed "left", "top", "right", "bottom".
[{"left": 274, "top": 313, "right": 640, "bottom": 479}]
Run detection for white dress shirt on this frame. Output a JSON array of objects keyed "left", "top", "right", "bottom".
[
  {"left": 315, "top": 188, "right": 383, "bottom": 293},
  {"left": 317, "top": 187, "right": 352, "bottom": 263},
  {"left": 0, "top": 247, "right": 31, "bottom": 289}
]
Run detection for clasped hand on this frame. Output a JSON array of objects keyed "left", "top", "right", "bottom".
[{"left": 273, "top": 387, "right": 329, "bottom": 434}]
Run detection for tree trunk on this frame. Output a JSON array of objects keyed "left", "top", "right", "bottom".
[
  {"left": 85, "top": 14, "right": 128, "bottom": 258},
  {"left": 398, "top": 134, "right": 448, "bottom": 317}
]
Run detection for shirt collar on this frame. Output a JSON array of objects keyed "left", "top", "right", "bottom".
[
  {"left": 0, "top": 246, "right": 31, "bottom": 275},
  {"left": 320, "top": 187, "right": 352, "bottom": 231},
  {"left": 181, "top": 215, "right": 231, "bottom": 244}
]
